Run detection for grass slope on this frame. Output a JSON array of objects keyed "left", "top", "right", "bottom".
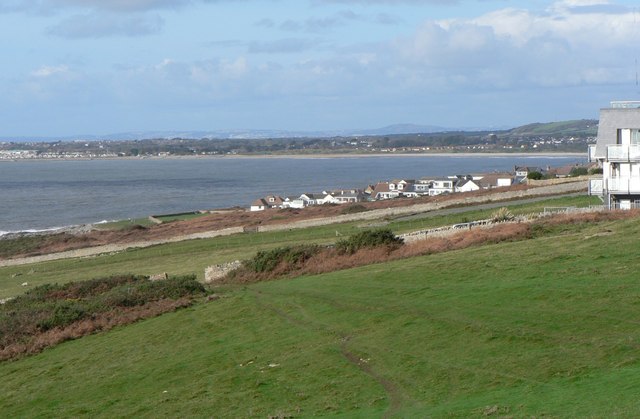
[
  {"left": 0, "top": 195, "right": 599, "bottom": 299},
  {"left": 1, "top": 211, "right": 640, "bottom": 416}
]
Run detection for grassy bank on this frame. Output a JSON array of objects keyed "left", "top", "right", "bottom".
[
  {"left": 1, "top": 208, "right": 639, "bottom": 416},
  {"left": 0, "top": 195, "right": 600, "bottom": 299}
]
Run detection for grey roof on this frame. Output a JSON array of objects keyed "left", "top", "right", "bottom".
[{"left": 594, "top": 107, "right": 640, "bottom": 158}]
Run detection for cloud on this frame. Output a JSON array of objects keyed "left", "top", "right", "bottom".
[
  {"left": 386, "top": 1, "right": 640, "bottom": 91},
  {"left": 30, "top": 65, "right": 71, "bottom": 78},
  {"left": 47, "top": 13, "right": 164, "bottom": 38}
]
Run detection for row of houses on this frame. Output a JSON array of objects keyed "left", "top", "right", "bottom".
[
  {"left": 249, "top": 164, "right": 589, "bottom": 212},
  {"left": 250, "top": 171, "right": 524, "bottom": 212}
]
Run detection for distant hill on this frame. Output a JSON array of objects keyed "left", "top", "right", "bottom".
[
  {"left": 1, "top": 119, "right": 598, "bottom": 143},
  {"left": 507, "top": 119, "right": 598, "bottom": 137}
]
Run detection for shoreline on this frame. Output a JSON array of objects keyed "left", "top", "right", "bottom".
[{"left": 0, "top": 151, "right": 586, "bottom": 162}]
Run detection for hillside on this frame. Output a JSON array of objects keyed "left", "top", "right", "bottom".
[
  {"left": 508, "top": 119, "right": 598, "bottom": 137},
  {"left": 2, "top": 206, "right": 640, "bottom": 416}
]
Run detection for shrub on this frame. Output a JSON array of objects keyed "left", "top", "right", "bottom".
[
  {"left": 491, "top": 207, "right": 515, "bottom": 222},
  {"left": 243, "top": 245, "right": 321, "bottom": 273},
  {"left": 589, "top": 167, "right": 603, "bottom": 175},
  {"left": 335, "top": 229, "right": 403, "bottom": 255},
  {"left": 527, "top": 171, "right": 544, "bottom": 180},
  {"left": 569, "top": 167, "right": 589, "bottom": 177}
]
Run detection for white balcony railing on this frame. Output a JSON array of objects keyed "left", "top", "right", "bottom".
[
  {"left": 589, "top": 178, "right": 603, "bottom": 195},
  {"left": 607, "top": 177, "right": 640, "bottom": 194},
  {"left": 607, "top": 145, "right": 640, "bottom": 161}
]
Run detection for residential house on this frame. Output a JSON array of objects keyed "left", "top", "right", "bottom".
[
  {"left": 283, "top": 196, "right": 306, "bottom": 209},
  {"left": 250, "top": 198, "right": 269, "bottom": 212},
  {"left": 514, "top": 166, "right": 547, "bottom": 182},
  {"left": 250, "top": 195, "right": 284, "bottom": 211},
  {"left": 589, "top": 100, "right": 640, "bottom": 209},
  {"left": 299, "top": 193, "right": 326, "bottom": 206},
  {"left": 428, "top": 178, "right": 456, "bottom": 196},
  {"left": 413, "top": 179, "right": 432, "bottom": 195},
  {"left": 455, "top": 178, "right": 481, "bottom": 193},
  {"left": 476, "top": 173, "right": 514, "bottom": 189},
  {"left": 389, "top": 179, "right": 415, "bottom": 193},
  {"left": 371, "top": 182, "right": 400, "bottom": 200},
  {"left": 325, "top": 189, "right": 365, "bottom": 204}
]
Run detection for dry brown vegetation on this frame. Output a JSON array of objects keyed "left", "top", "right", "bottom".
[
  {"left": 0, "top": 275, "right": 207, "bottom": 361},
  {"left": 0, "top": 184, "right": 532, "bottom": 260},
  {"left": 0, "top": 299, "right": 192, "bottom": 361},
  {"left": 220, "top": 210, "right": 640, "bottom": 285}
]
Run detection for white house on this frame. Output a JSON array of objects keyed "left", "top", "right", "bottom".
[
  {"left": 250, "top": 195, "right": 284, "bottom": 211},
  {"left": 476, "top": 173, "right": 514, "bottom": 189},
  {"left": 428, "top": 178, "right": 455, "bottom": 196},
  {"left": 324, "top": 189, "right": 365, "bottom": 204},
  {"left": 283, "top": 196, "right": 306, "bottom": 209},
  {"left": 589, "top": 100, "right": 640, "bottom": 209},
  {"left": 371, "top": 182, "right": 401, "bottom": 200},
  {"left": 455, "top": 178, "right": 481, "bottom": 193}
]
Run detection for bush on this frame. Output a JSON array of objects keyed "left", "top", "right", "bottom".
[
  {"left": 527, "top": 171, "right": 544, "bottom": 180},
  {"left": 589, "top": 167, "right": 603, "bottom": 175},
  {"left": 569, "top": 167, "right": 589, "bottom": 177},
  {"left": 244, "top": 245, "right": 321, "bottom": 273},
  {"left": 335, "top": 229, "right": 404, "bottom": 255}
]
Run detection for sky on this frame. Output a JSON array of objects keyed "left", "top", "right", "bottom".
[{"left": 1, "top": 0, "right": 640, "bottom": 137}]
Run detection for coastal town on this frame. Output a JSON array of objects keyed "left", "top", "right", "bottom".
[{"left": 250, "top": 163, "right": 596, "bottom": 211}]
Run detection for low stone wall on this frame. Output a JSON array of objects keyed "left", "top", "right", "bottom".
[
  {"left": 205, "top": 260, "right": 242, "bottom": 283},
  {"left": 527, "top": 175, "right": 591, "bottom": 187}
]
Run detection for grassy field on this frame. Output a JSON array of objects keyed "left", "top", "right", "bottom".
[
  {"left": 0, "top": 195, "right": 599, "bottom": 299},
  {"left": 1, "top": 204, "right": 640, "bottom": 416}
]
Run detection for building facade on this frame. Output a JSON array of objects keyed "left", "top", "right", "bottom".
[{"left": 590, "top": 101, "right": 640, "bottom": 209}]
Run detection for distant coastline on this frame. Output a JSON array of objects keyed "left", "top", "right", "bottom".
[{"left": 0, "top": 151, "right": 586, "bottom": 163}]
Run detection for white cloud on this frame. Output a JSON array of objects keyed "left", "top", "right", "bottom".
[
  {"left": 388, "top": 1, "right": 640, "bottom": 90},
  {"left": 30, "top": 65, "right": 71, "bottom": 78}
]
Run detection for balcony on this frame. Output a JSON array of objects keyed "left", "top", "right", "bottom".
[
  {"left": 606, "top": 145, "right": 640, "bottom": 162},
  {"left": 607, "top": 177, "right": 640, "bottom": 194},
  {"left": 588, "top": 178, "right": 603, "bottom": 196}
]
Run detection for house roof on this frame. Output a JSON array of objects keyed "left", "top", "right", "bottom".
[
  {"left": 455, "top": 179, "right": 476, "bottom": 188},
  {"left": 264, "top": 195, "right": 284, "bottom": 204},
  {"left": 301, "top": 193, "right": 325, "bottom": 200},
  {"left": 477, "top": 173, "right": 513, "bottom": 187},
  {"left": 371, "top": 182, "right": 394, "bottom": 198},
  {"left": 251, "top": 198, "right": 268, "bottom": 207}
]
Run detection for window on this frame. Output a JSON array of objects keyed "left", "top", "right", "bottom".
[{"left": 632, "top": 129, "right": 640, "bottom": 144}]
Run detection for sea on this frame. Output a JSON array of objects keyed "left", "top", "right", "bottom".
[{"left": 0, "top": 154, "right": 585, "bottom": 234}]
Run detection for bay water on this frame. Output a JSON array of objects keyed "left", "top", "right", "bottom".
[{"left": 0, "top": 155, "right": 584, "bottom": 233}]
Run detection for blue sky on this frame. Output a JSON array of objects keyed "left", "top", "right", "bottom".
[{"left": 1, "top": 0, "right": 640, "bottom": 137}]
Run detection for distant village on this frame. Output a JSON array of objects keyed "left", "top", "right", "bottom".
[{"left": 250, "top": 164, "right": 595, "bottom": 211}]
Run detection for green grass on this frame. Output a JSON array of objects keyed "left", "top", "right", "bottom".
[
  {"left": 0, "top": 195, "right": 601, "bottom": 300},
  {"left": 1, "top": 210, "right": 640, "bottom": 416}
]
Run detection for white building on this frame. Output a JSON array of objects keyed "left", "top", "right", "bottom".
[{"left": 589, "top": 100, "right": 640, "bottom": 209}]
